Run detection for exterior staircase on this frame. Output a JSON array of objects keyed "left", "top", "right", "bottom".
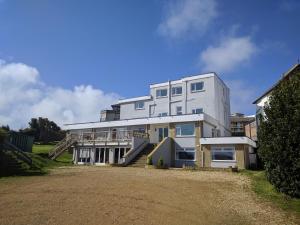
[
  {"left": 49, "top": 136, "right": 77, "bottom": 160},
  {"left": 0, "top": 149, "right": 30, "bottom": 176},
  {"left": 128, "top": 144, "right": 156, "bottom": 167}
]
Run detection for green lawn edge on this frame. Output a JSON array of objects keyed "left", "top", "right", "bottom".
[{"left": 241, "top": 170, "right": 300, "bottom": 215}]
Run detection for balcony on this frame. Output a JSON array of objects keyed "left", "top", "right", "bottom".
[{"left": 69, "top": 130, "right": 149, "bottom": 145}]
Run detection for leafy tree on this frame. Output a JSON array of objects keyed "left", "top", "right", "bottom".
[
  {"left": 20, "top": 117, "right": 65, "bottom": 144},
  {"left": 0, "top": 128, "right": 7, "bottom": 144},
  {"left": 258, "top": 73, "right": 300, "bottom": 197},
  {"left": 1, "top": 125, "right": 10, "bottom": 131}
]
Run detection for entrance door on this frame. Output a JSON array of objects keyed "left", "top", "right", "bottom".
[
  {"left": 114, "top": 148, "right": 119, "bottom": 164},
  {"left": 158, "top": 127, "right": 168, "bottom": 142}
]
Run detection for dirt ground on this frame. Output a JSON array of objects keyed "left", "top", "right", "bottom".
[{"left": 0, "top": 166, "right": 298, "bottom": 225}]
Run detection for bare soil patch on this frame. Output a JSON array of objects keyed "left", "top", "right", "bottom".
[{"left": 0, "top": 167, "right": 297, "bottom": 225}]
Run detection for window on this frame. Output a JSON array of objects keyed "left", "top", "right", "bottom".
[
  {"left": 135, "top": 101, "right": 145, "bottom": 110},
  {"left": 192, "top": 108, "right": 203, "bottom": 114},
  {"left": 172, "top": 86, "right": 182, "bottom": 96},
  {"left": 212, "top": 147, "right": 235, "bottom": 161},
  {"left": 191, "top": 82, "right": 204, "bottom": 92},
  {"left": 158, "top": 112, "right": 168, "bottom": 117},
  {"left": 176, "top": 123, "right": 194, "bottom": 136},
  {"left": 156, "top": 89, "right": 168, "bottom": 98},
  {"left": 176, "top": 106, "right": 182, "bottom": 115},
  {"left": 176, "top": 148, "right": 195, "bottom": 161}
]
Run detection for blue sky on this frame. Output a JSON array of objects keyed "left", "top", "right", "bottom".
[{"left": 0, "top": 0, "right": 299, "bottom": 128}]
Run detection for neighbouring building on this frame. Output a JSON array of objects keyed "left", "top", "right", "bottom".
[
  {"left": 253, "top": 63, "right": 300, "bottom": 127},
  {"left": 56, "top": 72, "right": 256, "bottom": 169},
  {"left": 230, "top": 113, "right": 255, "bottom": 137}
]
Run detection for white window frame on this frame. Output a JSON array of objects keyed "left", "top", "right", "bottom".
[
  {"left": 135, "top": 101, "right": 145, "bottom": 110},
  {"left": 175, "top": 123, "right": 195, "bottom": 137},
  {"left": 192, "top": 108, "right": 203, "bottom": 114},
  {"left": 172, "top": 86, "right": 182, "bottom": 96},
  {"left": 156, "top": 89, "right": 168, "bottom": 98},
  {"left": 191, "top": 82, "right": 204, "bottom": 93},
  {"left": 175, "top": 147, "right": 196, "bottom": 161},
  {"left": 176, "top": 106, "right": 183, "bottom": 115},
  {"left": 211, "top": 146, "right": 236, "bottom": 162},
  {"left": 158, "top": 112, "right": 168, "bottom": 117}
]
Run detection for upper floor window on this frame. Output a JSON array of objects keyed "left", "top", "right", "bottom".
[
  {"left": 175, "top": 123, "right": 195, "bottom": 136},
  {"left": 156, "top": 89, "right": 168, "bottom": 98},
  {"left": 158, "top": 112, "right": 168, "bottom": 117},
  {"left": 176, "top": 106, "right": 182, "bottom": 115},
  {"left": 135, "top": 101, "right": 145, "bottom": 110},
  {"left": 192, "top": 108, "right": 203, "bottom": 114},
  {"left": 172, "top": 86, "right": 182, "bottom": 96},
  {"left": 191, "top": 82, "right": 204, "bottom": 92}
]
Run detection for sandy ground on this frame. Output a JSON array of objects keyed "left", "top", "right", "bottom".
[{"left": 0, "top": 166, "right": 298, "bottom": 225}]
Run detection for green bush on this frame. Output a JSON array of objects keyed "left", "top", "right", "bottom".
[
  {"left": 0, "top": 128, "right": 7, "bottom": 144},
  {"left": 147, "top": 155, "right": 153, "bottom": 165},
  {"left": 258, "top": 72, "right": 300, "bottom": 198},
  {"left": 157, "top": 156, "right": 164, "bottom": 168}
]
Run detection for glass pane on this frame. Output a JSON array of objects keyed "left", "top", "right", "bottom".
[
  {"left": 164, "top": 128, "right": 168, "bottom": 138},
  {"left": 177, "top": 124, "right": 194, "bottom": 135},
  {"left": 177, "top": 151, "right": 195, "bottom": 160},
  {"left": 212, "top": 151, "right": 234, "bottom": 160}
]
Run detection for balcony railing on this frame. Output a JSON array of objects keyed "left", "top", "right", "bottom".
[{"left": 69, "top": 130, "right": 148, "bottom": 143}]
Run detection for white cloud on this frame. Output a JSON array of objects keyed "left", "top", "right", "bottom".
[
  {"left": 0, "top": 60, "right": 120, "bottom": 129},
  {"left": 200, "top": 36, "right": 258, "bottom": 73},
  {"left": 226, "top": 79, "right": 256, "bottom": 115},
  {"left": 158, "top": 0, "right": 217, "bottom": 39}
]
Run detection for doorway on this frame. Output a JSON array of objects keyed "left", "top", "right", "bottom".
[{"left": 158, "top": 127, "right": 168, "bottom": 142}]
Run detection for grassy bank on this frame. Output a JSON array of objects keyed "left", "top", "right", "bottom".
[{"left": 242, "top": 170, "right": 300, "bottom": 215}]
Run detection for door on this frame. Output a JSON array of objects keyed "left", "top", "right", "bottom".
[{"left": 158, "top": 127, "right": 168, "bottom": 142}]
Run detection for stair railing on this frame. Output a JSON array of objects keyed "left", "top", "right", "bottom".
[
  {"left": 3, "top": 141, "right": 32, "bottom": 165},
  {"left": 120, "top": 140, "right": 149, "bottom": 165}
]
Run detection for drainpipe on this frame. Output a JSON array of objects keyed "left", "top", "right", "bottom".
[{"left": 168, "top": 80, "right": 171, "bottom": 116}]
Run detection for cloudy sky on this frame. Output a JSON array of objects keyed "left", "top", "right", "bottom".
[{"left": 0, "top": 0, "right": 299, "bottom": 129}]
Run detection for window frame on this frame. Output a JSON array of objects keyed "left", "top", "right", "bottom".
[
  {"left": 175, "top": 147, "right": 196, "bottom": 161},
  {"left": 172, "top": 86, "right": 183, "bottom": 96},
  {"left": 192, "top": 108, "right": 203, "bottom": 114},
  {"left": 211, "top": 146, "right": 236, "bottom": 162},
  {"left": 176, "top": 106, "right": 183, "bottom": 115},
  {"left": 191, "top": 82, "right": 204, "bottom": 93},
  {"left": 175, "top": 123, "right": 195, "bottom": 137},
  {"left": 158, "top": 112, "right": 168, "bottom": 117},
  {"left": 156, "top": 89, "right": 168, "bottom": 98},
  {"left": 134, "top": 101, "right": 145, "bottom": 110}
]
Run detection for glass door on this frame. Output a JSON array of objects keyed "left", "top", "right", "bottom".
[{"left": 158, "top": 127, "right": 168, "bottom": 142}]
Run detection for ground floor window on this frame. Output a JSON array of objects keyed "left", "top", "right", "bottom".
[
  {"left": 78, "top": 148, "right": 92, "bottom": 163},
  {"left": 211, "top": 147, "right": 235, "bottom": 161},
  {"left": 176, "top": 147, "right": 195, "bottom": 161}
]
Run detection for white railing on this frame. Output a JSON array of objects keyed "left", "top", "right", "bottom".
[{"left": 70, "top": 130, "right": 148, "bottom": 143}]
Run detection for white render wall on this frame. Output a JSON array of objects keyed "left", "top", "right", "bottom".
[{"left": 118, "top": 73, "right": 230, "bottom": 132}]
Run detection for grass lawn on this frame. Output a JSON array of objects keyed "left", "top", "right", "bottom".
[{"left": 242, "top": 170, "right": 300, "bottom": 215}]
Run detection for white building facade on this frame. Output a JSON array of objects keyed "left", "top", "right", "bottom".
[{"left": 61, "top": 72, "right": 255, "bottom": 169}]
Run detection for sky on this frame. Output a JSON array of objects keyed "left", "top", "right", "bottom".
[{"left": 0, "top": 0, "right": 299, "bottom": 129}]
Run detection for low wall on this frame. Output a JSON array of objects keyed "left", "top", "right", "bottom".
[{"left": 148, "top": 137, "right": 172, "bottom": 167}]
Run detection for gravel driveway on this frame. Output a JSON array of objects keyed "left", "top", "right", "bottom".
[{"left": 0, "top": 166, "right": 297, "bottom": 225}]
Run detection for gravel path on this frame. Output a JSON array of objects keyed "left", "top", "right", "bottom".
[{"left": 0, "top": 166, "right": 297, "bottom": 225}]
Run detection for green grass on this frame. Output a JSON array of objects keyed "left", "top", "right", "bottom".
[{"left": 242, "top": 170, "right": 300, "bottom": 215}]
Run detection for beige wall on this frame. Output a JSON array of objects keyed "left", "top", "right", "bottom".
[
  {"left": 201, "top": 144, "right": 249, "bottom": 169},
  {"left": 195, "top": 121, "right": 203, "bottom": 167}
]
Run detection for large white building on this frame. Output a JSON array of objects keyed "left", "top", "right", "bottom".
[{"left": 53, "top": 72, "right": 256, "bottom": 169}]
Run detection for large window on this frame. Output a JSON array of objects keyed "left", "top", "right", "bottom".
[
  {"left": 212, "top": 147, "right": 235, "bottom": 161},
  {"left": 176, "top": 123, "right": 194, "bottom": 136},
  {"left": 156, "top": 89, "right": 168, "bottom": 98},
  {"left": 192, "top": 108, "right": 203, "bottom": 114},
  {"left": 176, "top": 106, "right": 182, "bottom": 115},
  {"left": 135, "top": 101, "right": 145, "bottom": 110},
  {"left": 191, "top": 82, "right": 204, "bottom": 92},
  {"left": 172, "top": 86, "right": 182, "bottom": 96},
  {"left": 176, "top": 148, "right": 195, "bottom": 161}
]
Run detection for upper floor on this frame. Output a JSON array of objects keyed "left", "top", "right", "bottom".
[{"left": 108, "top": 72, "right": 230, "bottom": 130}]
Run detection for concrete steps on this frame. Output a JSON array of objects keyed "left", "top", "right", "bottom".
[
  {"left": 128, "top": 144, "right": 155, "bottom": 168},
  {"left": 0, "top": 150, "right": 30, "bottom": 176}
]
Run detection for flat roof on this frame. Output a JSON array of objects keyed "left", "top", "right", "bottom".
[
  {"left": 63, "top": 113, "right": 205, "bottom": 130},
  {"left": 200, "top": 137, "right": 256, "bottom": 147}
]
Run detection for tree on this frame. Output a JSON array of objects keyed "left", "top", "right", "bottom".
[
  {"left": 0, "top": 128, "right": 7, "bottom": 144},
  {"left": 258, "top": 73, "right": 300, "bottom": 197},
  {"left": 20, "top": 117, "right": 65, "bottom": 144}
]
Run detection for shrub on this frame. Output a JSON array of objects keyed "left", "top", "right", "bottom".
[
  {"left": 258, "top": 72, "right": 300, "bottom": 197},
  {"left": 147, "top": 156, "right": 153, "bottom": 165},
  {"left": 0, "top": 128, "right": 7, "bottom": 144},
  {"left": 157, "top": 156, "right": 164, "bottom": 168}
]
